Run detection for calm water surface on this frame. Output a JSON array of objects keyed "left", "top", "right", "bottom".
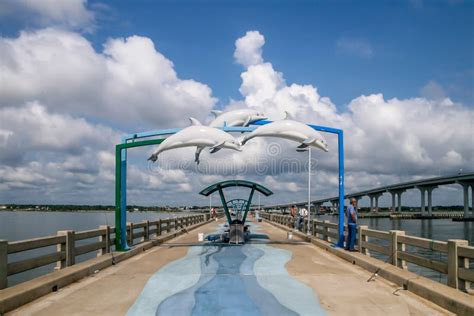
[
  {"left": 0, "top": 211, "right": 196, "bottom": 286},
  {"left": 316, "top": 214, "right": 473, "bottom": 287}
]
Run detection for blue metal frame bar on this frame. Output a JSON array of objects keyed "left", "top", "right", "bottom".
[
  {"left": 118, "top": 119, "right": 345, "bottom": 250},
  {"left": 253, "top": 120, "right": 345, "bottom": 247}
]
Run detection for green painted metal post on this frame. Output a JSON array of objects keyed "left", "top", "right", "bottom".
[
  {"left": 242, "top": 187, "right": 255, "bottom": 224},
  {"left": 114, "top": 139, "right": 165, "bottom": 251},
  {"left": 115, "top": 145, "right": 124, "bottom": 251},
  {"left": 218, "top": 187, "right": 232, "bottom": 224}
]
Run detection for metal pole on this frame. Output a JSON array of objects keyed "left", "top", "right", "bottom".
[
  {"left": 120, "top": 147, "right": 129, "bottom": 250},
  {"left": 307, "top": 148, "right": 311, "bottom": 235},
  {"left": 337, "top": 130, "right": 345, "bottom": 248}
]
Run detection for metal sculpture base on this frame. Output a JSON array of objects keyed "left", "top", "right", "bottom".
[{"left": 229, "top": 224, "right": 245, "bottom": 244}]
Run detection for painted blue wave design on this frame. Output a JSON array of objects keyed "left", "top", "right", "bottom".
[
  {"left": 157, "top": 245, "right": 297, "bottom": 316},
  {"left": 127, "top": 224, "right": 326, "bottom": 316}
]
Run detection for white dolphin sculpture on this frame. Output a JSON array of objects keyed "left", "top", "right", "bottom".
[
  {"left": 148, "top": 118, "right": 242, "bottom": 164},
  {"left": 209, "top": 109, "right": 266, "bottom": 127},
  {"left": 240, "top": 112, "right": 329, "bottom": 152}
]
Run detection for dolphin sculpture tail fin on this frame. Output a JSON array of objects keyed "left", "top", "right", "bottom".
[{"left": 238, "top": 135, "right": 248, "bottom": 146}]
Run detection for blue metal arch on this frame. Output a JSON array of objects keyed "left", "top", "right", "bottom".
[{"left": 116, "top": 120, "right": 345, "bottom": 250}]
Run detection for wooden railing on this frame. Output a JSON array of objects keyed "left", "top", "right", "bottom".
[
  {"left": 0, "top": 214, "right": 210, "bottom": 289},
  {"left": 261, "top": 213, "right": 472, "bottom": 292}
]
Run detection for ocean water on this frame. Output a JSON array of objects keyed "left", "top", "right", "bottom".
[{"left": 0, "top": 210, "right": 195, "bottom": 286}]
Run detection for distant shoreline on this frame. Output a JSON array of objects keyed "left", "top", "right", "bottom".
[{"left": 0, "top": 209, "right": 202, "bottom": 213}]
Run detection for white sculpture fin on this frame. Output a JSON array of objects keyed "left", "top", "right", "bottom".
[
  {"left": 211, "top": 110, "right": 223, "bottom": 117},
  {"left": 147, "top": 153, "right": 158, "bottom": 162},
  {"left": 195, "top": 147, "right": 204, "bottom": 164},
  {"left": 284, "top": 111, "right": 294, "bottom": 120},
  {"left": 189, "top": 117, "right": 202, "bottom": 126},
  {"left": 243, "top": 116, "right": 251, "bottom": 126},
  {"left": 209, "top": 141, "right": 225, "bottom": 154}
]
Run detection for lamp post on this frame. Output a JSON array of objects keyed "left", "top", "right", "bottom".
[{"left": 297, "top": 147, "right": 312, "bottom": 235}]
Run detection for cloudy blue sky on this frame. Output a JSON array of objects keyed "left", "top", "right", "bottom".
[{"left": 0, "top": 0, "right": 472, "bottom": 207}]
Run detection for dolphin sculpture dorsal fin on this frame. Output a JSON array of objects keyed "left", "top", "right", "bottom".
[
  {"left": 189, "top": 117, "right": 202, "bottom": 126},
  {"left": 283, "top": 111, "right": 294, "bottom": 120},
  {"left": 211, "top": 110, "right": 223, "bottom": 117}
]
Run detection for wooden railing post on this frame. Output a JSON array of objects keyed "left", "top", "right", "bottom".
[
  {"left": 459, "top": 247, "right": 471, "bottom": 291},
  {"left": 358, "top": 225, "right": 369, "bottom": 255},
  {"left": 0, "top": 239, "right": 7, "bottom": 289},
  {"left": 127, "top": 222, "right": 133, "bottom": 246},
  {"left": 323, "top": 220, "right": 330, "bottom": 242},
  {"left": 144, "top": 220, "right": 150, "bottom": 241},
  {"left": 389, "top": 230, "right": 404, "bottom": 266},
  {"left": 447, "top": 239, "right": 468, "bottom": 289},
  {"left": 57, "top": 230, "right": 75, "bottom": 268},
  {"left": 175, "top": 218, "right": 178, "bottom": 231},
  {"left": 98, "top": 225, "right": 110, "bottom": 256},
  {"left": 157, "top": 219, "right": 162, "bottom": 236},
  {"left": 396, "top": 231, "right": 407, "bottom": 269}
]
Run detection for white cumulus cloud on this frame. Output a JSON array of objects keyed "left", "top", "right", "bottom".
[
  {"left": 234, "top": 30, "right": 265, "bottom": 67},
  {"left": 0, "top": 0, "right": 95, "bottom": 31},
  {"left": 0, "top": 28, "right": 217, "bottom": 128}
]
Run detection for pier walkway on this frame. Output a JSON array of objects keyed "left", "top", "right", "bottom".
[{"left": 7, "top": 219, "right": 453, "bottom": 316}]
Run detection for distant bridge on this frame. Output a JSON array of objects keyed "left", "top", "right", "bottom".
[{"left": 264, "top": 172, "right": 474, "bottom": 217}]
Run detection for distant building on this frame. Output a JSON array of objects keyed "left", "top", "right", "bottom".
[{"left": 0, "top": 205, "right": 7, "bottom": 209}]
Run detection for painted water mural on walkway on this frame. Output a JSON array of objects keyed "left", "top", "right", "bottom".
[{"left": 127, "top": 224, "right": 325, "bottom": 316}]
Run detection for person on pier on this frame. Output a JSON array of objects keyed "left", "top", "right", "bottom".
[{"left": 345, "top": 198, "right": 358, "bottom": 251}]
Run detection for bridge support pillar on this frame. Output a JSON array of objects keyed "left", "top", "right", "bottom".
[
  {"left": 397, "top": 193, "right": 402, "bottom": 213},
  {"left": 391, "top": 192, "right": 396, "bottom": 212},
  {"left": 459, "top": 182, "right": 472, "bottom": 217},
  {"left": 419, "top": 187, "right": 426, "bottom": 215},
  {"left": 388, "top": 190, "right": 405, "bottom": 213},
  {"left": 457, "top": 181, "right": 474, "bottom": 218},
  {"left": 368, "top": 193, "right": 383, "bottom": 212},
  {"left": 426, "top": 186, "right": 436, "bottom": 217},
  {"left": 417, "top": 186, "right": 437, "bottom": 217}
]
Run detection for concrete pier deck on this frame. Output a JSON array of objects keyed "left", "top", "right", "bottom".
[{"left": 8, "top": 219, "right": 452, "bottom": 315}]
